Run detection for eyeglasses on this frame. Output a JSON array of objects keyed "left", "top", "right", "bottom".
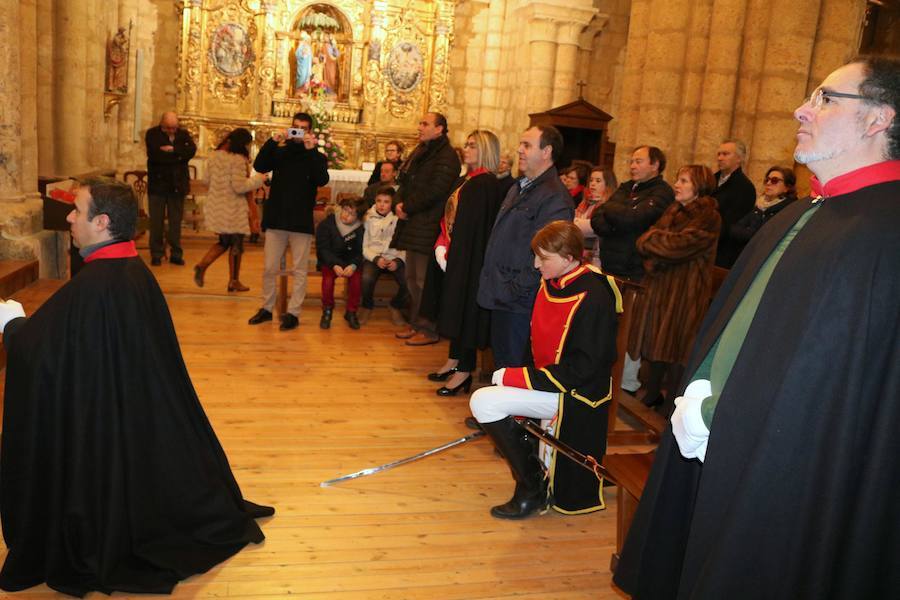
[
  {"left": 464, "top": 142, "right": 477, "bottom": 149},
  {"left": 804, "top": 87, "right": 869, "bottom": 110},
  {"left": 764, "top": 176, "right": 784, "bottom": 184}
]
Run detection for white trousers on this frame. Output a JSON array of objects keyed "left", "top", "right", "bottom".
[
  {"left": 469, "top": 385, "right": 559, "bottom": 424},
  {"left": 262, "top": 229, "right": 312, "bottom": 316}
]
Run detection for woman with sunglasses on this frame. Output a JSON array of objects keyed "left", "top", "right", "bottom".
[{"left": 730, "top": 166, "right": 798, "bottom": 253}]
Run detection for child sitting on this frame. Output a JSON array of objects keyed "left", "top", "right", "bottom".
[
  {"left": 315, "top": 196, "right": 366, "bottom": 330},
  {"left": 360, "top": 187, "right": 409, "bottom": 326}
]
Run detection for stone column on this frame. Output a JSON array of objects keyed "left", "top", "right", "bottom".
[
  {"left": 612, "top": 0, "right": 652, "bottom": 179},
  {"left": 693, "top": 0, "right": 752, "bottom": 166},
  {"left": 521, "top": 15, "right": 557, "bottom": 113},
  {"left": 745, "top": 0, "right": 823, "bottom": 183},
  {"left": 473, "top": 0, "right": 506, "bottom": 130},
  {"left": 36, "top": 0, "right": 55, "bottom": 175},
  {"left": 19, "top": 0, "right": 39, "bottom": 192},
  {"left": 552, "top": 22, "right": 586, "bottom": 106},
  {"left": 0, "top": 0, "right": 23, "bottom": 201},
  {"left": 53, "top": 0, "right": 90, "bottom": 175}
]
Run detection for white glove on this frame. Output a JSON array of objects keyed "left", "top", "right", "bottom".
[
  {"left": 491, "top": 368, "right": 506, "bottom": 386},
  {"left": 435, "top": 246, "right": 447, "bottom": 272},
  {"left": 0, "top": 299, "right": 26, "bottom": 334},
  {"left": 671, "top": 379, "right": 712, "bottom": 462}
]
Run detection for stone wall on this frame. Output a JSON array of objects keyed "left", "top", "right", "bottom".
[{"left": 612, "top": 0, "right": 867, "bottom": 188}]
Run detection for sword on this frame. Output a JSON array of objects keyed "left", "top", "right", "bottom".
[
  {"left": 520, "top": 419, "right": 611, "bottom": 482},
  {"left": 321, "top": 430, "right": 486, "bottom": 487}
]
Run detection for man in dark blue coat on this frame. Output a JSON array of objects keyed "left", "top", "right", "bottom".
[{"left": 477, "top": 125, "right": 573, "bottom": 368}]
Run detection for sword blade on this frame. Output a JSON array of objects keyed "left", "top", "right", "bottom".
[{"left": 320, "top": 430, "right": 486, "bottom": 487}]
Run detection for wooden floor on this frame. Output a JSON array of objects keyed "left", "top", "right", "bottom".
[{"left": 2, "top": 232, "right": 633, "bottom": 599}]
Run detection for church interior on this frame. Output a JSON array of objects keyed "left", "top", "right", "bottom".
[{"left": 0, "top": 0, "right": 897, "bottom": 597}]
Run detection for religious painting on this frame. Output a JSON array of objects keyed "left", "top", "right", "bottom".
[
  {"left": 290, "top": 4, "right": 351, "bottom": 102},
  {"left": 386, "top": 41, "right": 424, "bottom": 92},
  {"left": 210, "top": 23, "right": 255, "bottom": 77},
  {"left": 105, "top": 23, "right": 131, "bottom": 94}
]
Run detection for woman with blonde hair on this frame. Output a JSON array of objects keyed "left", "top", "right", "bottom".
[{"left": 421, "top": 129, "right": 504, "bottom": 395}]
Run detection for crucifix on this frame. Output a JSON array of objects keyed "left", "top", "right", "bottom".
[{"left": 576, "top": 80, "right": 587, "bottom": 99}]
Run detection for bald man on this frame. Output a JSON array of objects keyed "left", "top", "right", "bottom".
[{"left": 145, "top": 111, "right": 197, "bottom": 266}]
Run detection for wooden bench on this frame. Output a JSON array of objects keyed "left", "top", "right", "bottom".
[{"left": 604, "top": 451, "right": 655, "bottom": 572}]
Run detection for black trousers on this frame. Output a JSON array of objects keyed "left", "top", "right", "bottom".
[
  {"left": 149, "top": 193, "right": 185, "bottom": 260},
  {"left": 448, "top": 338, "right": 477, "bottom": 372},
  {"left": 360, "top": 259, "right": 409, "bottom": 310}
]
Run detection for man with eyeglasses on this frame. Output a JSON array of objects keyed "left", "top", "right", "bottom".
[
  {"left": 712, "top": 139, "right": 756, "bottom": 268},
  {"left": 0, "top": 178, "right": 273, "bottom": 595},
  {"left": 615, "top": 55, "right": 900, "bottom": 599}
]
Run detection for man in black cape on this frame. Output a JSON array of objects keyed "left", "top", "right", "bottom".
[
  {"left": 0, "top": 178, "right": 273, "bottom": 597},
  {"left": 614, "top": 56, "right": 900, "bottom": 599}
]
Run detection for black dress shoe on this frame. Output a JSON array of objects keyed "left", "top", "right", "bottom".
[
  {"left": 150, "top": 257, "right": 162, "bottom": 266},
  {"left": 170, "top": 256, "right": 185, "bottom": 265},
  {"left": 280, "top": 313, "right": 299, "bottom": 331},
  {"left": 248, "top": 308, "right": 273, "bottom": 325},
  {"left": 437, "top": 374, "right": 472, "bottom": 397},
  {"left": 344, "top": 311, "right": 360, "bottom": 330},
  {"left": 320, "top": 308, "right": 333, "bottom": 329},
  {"left": 464, "top": 416, "right": 483, "bottom": 431},
  {"left": 428, "top": 367, "right": 459, "bottom": 382}
]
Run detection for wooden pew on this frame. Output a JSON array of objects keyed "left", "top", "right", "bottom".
[
  {"left": 604, "top": 451, "right": 655, "bottom": 572},
  {"left": 607, "top": 278, "right": 666, "bottom": 445}
]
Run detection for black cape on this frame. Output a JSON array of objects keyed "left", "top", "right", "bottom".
[
  {"left": 0, "top": 255, "right": 273, "bottom": 597},
  {"left": 614, "top": 181, "right": 900, "bottom": 599},
  {"left": 421, "top": 172, "right": 503, "bottom": 347}
]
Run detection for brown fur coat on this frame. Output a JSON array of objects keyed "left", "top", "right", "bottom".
[{"left": 627, "top": 195, "right": 721, "bottom": 363}]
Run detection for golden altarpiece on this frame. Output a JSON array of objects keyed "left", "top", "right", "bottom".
[{"left": 175, "top": 0, "right": 455, "bottom": 165}]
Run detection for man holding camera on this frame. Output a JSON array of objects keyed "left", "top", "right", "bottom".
[{"left": 248, "top": 112, "right": 330, "bottom": 331}]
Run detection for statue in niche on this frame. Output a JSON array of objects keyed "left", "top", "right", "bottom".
[
  {"left": 294, "top": 31, "right": 313, "bottom": 93},
  {"left": 290, "top": 7, "right": 349, "bottom": 100},
  {"left": 323, "top": 34, "right": 340, "bottom": 93},
  {"left": 106, "top": 25, "right": 130, "bottom": 93}
]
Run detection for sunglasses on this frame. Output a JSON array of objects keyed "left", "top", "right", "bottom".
[{"left": 764, "top": 176, "right": 784, "bottom": 184}]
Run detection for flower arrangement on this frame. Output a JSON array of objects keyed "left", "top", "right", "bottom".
[{"left": 301, "top": 82, "right": 346, "bottom": 169}]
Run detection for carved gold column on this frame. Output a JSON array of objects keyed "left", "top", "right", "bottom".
[
  {"left": 362, "top": 0, "right": 388, "bottom": 130},
  {"left": 428, "top": 0, "right": 455, "bottom": 114},
  {"left": 257, "top": 0, "right": 278, "bottom": 120},
  {"left": 180, "top": 0, "right": 204, "bottom": 115}
]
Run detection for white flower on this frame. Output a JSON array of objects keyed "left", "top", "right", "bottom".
[{"left": 318, "top": 139, "right": 326, "bottom": 146}]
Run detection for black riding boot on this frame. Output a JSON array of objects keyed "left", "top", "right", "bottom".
[{"left": 481, "top": 416, "right": 549, "bottom": 519}]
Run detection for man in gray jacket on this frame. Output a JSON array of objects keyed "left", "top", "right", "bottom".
[{"left": 477, "top": 125, "right": 573, "bottom": 367}]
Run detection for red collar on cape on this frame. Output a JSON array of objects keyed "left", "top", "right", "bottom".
[
  {"left": 809, "top": 160, "right": 900, "bottom": 198},
  {"left": 84, "top": 240, "right": 139, "bottom": 263}
]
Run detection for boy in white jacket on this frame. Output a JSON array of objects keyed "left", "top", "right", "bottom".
[{"left": 360, "top": 187, "right": 409, "bottom": 325}]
